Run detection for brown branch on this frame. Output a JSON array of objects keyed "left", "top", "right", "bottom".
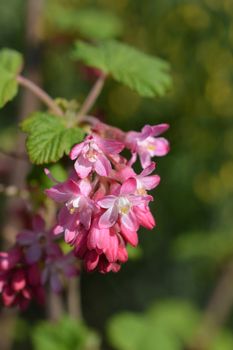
[
  {"left": 17, "top": 75, "right": 63, "bottom": 116},
  {"left": 187, "top": 259, "right": 233, "bottom": 350},
  {"left": 76, "top": 73, "right": 106, "bottom": 119},
  {"left": 47, "top": 289, "right": 65, "bottom": 322},
  {"left": 0, "top": 148, "right": 28, "bottom": 161},
  {"left": 67, "top": 277, "right": 83, "bottom": 320}
]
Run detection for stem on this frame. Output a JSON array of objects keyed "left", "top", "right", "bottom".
[
  {"left": 187, "top": 259, "right": 233, "bottom": 350},
  {"left": 67, "top": 277, "right": 83, "bottom": 320},
  {"left": 47, "top": 289, "right": 65, "bottom": 322},
  {"left": 0, "top": 148, "right": 28, "bottom": 161},
  {"left": 76, "top": 73, "right": 106, "bottom": 119},
  {"left": 17, "top": 75, "right": 63, "bottom": 116}
]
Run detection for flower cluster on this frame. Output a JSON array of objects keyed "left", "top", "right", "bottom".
[
  {"left": 0, "top": 215, "right": 78, "bottom": 309},
  {"left": 46, "top": 120, "right": 169, "bottom": 273}
]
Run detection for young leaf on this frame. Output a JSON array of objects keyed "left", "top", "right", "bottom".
[
  {"left": 47, "top": 5, "right": 123, "bottom": 40},
  {"left": 21, "top": 112, "right": 85, "bottom": 165},
  {"left": 0, "top": 48, "right": 23, "bottom": 108},
  {"left": 32, "top": 317, "right": 100, "bottom": 350},
  {"left": 73, "top": 40, "right": 172, "bottom": 98}
]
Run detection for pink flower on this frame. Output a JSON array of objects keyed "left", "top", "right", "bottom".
[
  {"left": 16, "top": 215, "right": 47, "bottom": 264},
  {"left": 98, "top": 178, "right": 153, "bottom": 246},
  {"left": 43, "top": 121, "right": 170, "bottom": 274},
  {"left": 70, "top": 134, "right": 124, "bottom": 178},
  {"left": 125, "top": 124, "right": 170, "bottom": 168},
  {"left": 45, "top": 172, "right": 94, "bottom": 242},
  {"left": 114, "top": 162, "right": 160, "bottom": 195},
  {"left": 42, "top": 246, "right": 78, "bottom": 293},
  {"left": 87, "top": 218, "right": 128, "bottom": 263},
  {"left": 133, "top": 204, "right": 156, "bottom": 229},
  {"left": 92, "top": 120, "right": 126, "bottom": 142},
  {"left": 72, "top": 219, "right": 128, "bottom": 273},
  {"left": 0, "top": 246, "right": 45, "bottom": 310},
  {"left": 0, "top": 246, "right": 22, "bottom": 271}
]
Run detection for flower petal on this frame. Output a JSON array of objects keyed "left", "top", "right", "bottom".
[
  {"left": 152, "top": 137, "right": 170, "bottom": 156},
  {"left": 74, "top": 156, "right": 92, "bottom": 178},
  {"left": 70, "top": 142, "right": 84, "bottom": 160},
  {"left": 96, "top": 137, "right": 124, "bottom": 154},
  {"left": 150, "top": 123, "right": 169, "bottom": 137},
  {"left": 94, "top": 154, "right": 111, "bottom": 176},
  {"left": 140, "top": 175, "right": 160, "bottom": 190},
  {"left": 140, "top": 162, "right": 155, "bottom": 177},
  {"left": 25, "top": 244, "right": 42, "bottom": 264},
  {"left": 120, "top": 225, "right": 138, "bottom": 246},
  {"left": 98, "top": 196, "right": 116, "bottom": 208},
  {"left": 139, "top": 150, "right": 151, "bottom": 169},
  {"left": 120, "top": 178, "right": 137, "bottom": 195},
  {"left": 99, "top": 205, "right": 118, "bottom": 228},
  {"left": 85, "top": 251, "right": 99, "bottom": 271},
  {"left": 120, "top": 210, "right": 138, "bottom": 232}
]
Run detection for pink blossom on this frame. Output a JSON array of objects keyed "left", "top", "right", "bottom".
[
  {"left": 42, "top": 246, "right": 78, "bottom": 293},
  {"left": 114, "top": 162, "right": 160, "bottom": 196},
  {"left": 0, "top": 246, "right": 22, "bottom": 271},
  {"left": 43, "top": 121, "right": 170, "bottom": 274},
  {"left": 125, "top": 124, "right": 170, "bottom": 168},
  {"left": 16, "top": 215, "right": 47, "bottom": 264},
  {"left": 70, "top": 134, "right": 124, "bottom": 178},
  {"left": 92, "top": 119, "right": 126, "bottom": 142},
  {"left": 0, "top": 246, "right": 45, "bottom": 310},
  {"left": 45, "top": 173, "right": 94, "bottom": 242},
  {"left": 73, "top": 221, "right": 128, "bottom": 273},
  {"left": 87, "top": 218, "right": 127, "bottom": 263},
  {"left": 98, "top": 178, "right": 153, "bottom": 246}
]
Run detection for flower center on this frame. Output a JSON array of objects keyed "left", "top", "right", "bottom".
[
  {"left": 118, "top": 197, "right": 131, "bottom": 215},
  {"left": 147, "top": 144, "right": 156, "bottom": 151},
  {"left": 136, "top": 179, "right": 147, "bottom": 195},
  {"left": 136, "top": 187, "right": 147, "bottom": 195},
  {"left": 138, "top": 137, "right": 156, "bottom": 154},
  {"left": 66, "top": 196, "right": 81, "bottom": 214},
  {"left": 86, "top": 148, "right": 99, "bottom": 162},
  {"left": 85, "top": 142, "right": 101, "bottom": 162}
]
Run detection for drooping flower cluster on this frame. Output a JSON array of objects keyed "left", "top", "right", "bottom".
[
  {"left": 0, "top": 215, "right": 78, "bottom": 309},
  {"left": 46, "top": 120, "right": 169, "bottom": 273}
]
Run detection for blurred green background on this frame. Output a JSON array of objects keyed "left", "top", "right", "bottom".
[{"left": 0, "top": 0, "right": 233, "bottom": 349}]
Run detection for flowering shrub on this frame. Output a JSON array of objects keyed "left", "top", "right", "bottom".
[
  {"left": 46, "top": 120, "right": 169, "bottom": 273},
  {"left": 0, "top": 39, "right": 171, "bottom": 309}
]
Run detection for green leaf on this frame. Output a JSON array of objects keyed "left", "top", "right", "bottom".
[
  {"left": 107, "top": 313, "right": 148, "bottom": 350},
  {"left": 48, "top": 5, "right": 123, "bottom": 40},
  {"left": 107, "top": 311, "right": 179, "bottom": 350},
  {"left": 107, "top": 299, "right": 233, "bottom": 350},
  {"left": 213, "top": 331, "right": 233, "bottom": 350},
  {"left": 32, "top": 316, "right": 100, "bottom": 350},
  {"left": 107, "top": 300, "right": 199, "bottom": 350},
  {"left": 147, "top": 300, "right": 200, "bottom": 341},
  {"left": 0, "top": 48, "right": 23, "bottom": 108},
  {"left": 73, "top": 40, "right": 172, "bottom": 98},
  {"left": 21, "top": 112, "right": 85, "bottom": 165}
]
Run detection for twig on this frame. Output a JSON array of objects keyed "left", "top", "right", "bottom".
[
  {"left": 17, "top": 75, "right": 63, "bottom": 116},
  {"left": 0, "top": 148, "right": 28, "bottom": 161},
  {"left": 47, "top": 289, "right": 65, "bottom": 322},
  {"left": 187, "top": 259, "right": 233, "bottom": 350},
  {"left": 76, "top": 73, "right": 106, "bottom": 119},
  {"left": 67, "top": 277, "right": 83, "bottom": 320}
]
